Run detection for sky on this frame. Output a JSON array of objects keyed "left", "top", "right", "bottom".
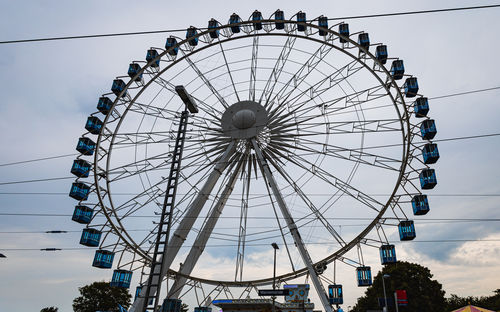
[{"left": 1, "top": 1, "right": 500, "bottom": 311}]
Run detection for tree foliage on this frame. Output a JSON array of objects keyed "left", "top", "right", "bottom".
[
  {"left": 352, "top": 261, "right": 446, "bottom": 312},
  {"left": 40, "top": 307, "right": 58, "bottom": 312},
  {"left": 446, "top": 289, "right": 500, "bottom": 311},
  {"left": 72, "top": 281, "right": 132, "bottom": 312}
]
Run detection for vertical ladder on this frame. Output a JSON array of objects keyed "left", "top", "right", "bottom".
[{"left": 142, "top": 110, "right": 190, "bottom": 312}]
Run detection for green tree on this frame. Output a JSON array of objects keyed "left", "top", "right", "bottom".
[
  {"left": 40, "top": 307, "right": 58, "bottom": 312},
  {"left": 72, "top": 281, "right": 132, "bottom": 312},
  {"left": 352, "top": 261, "right": 446, "bottom": 312}
]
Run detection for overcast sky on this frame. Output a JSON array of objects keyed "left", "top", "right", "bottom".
[{"left": 1, "top": 1, "right": 500, "bottom": 311}]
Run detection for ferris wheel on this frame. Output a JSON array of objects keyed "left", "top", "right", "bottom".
[{"left": 69, "top": 9, "right": 439, "bottom": 312}]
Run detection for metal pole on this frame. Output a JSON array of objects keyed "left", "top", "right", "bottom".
[
  {"left": 272, "top": 243, "right": 279, "bottom": 312},
  {"left": 382, "top": 274, "right": 389, "bottom": 312},
  {"left": 394, "top": 292, "right": 399, "bottom": 312}
]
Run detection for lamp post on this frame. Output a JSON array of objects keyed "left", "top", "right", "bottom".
[
  {"left": 271, "top": 243, "right": 279, "bottom": 312},
  {"left": 382, "top": 274, "right": 390, "bottom": 312}
]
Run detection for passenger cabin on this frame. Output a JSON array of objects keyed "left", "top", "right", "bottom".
[
  {"left": 398, "top": 220, "right": 416, "bottom": 241},
  {"left": 110, "top": 269, "right": 132, "bottom": 288},
  {"left": 390, "top": 60, "right": 405, "bottom": 80},
  {"left": 420, "top": 119, "right": 437, "bottom": 140},
  {"left": 358, "top": 33, "right": 370, "bottom": 51},
  {"left": 97, "top": 96, "right": 113, "bottom": 115},
  {"left": 111, "top": 79, "right": 126, "bottom": 97},
  {"left": 297, "top": 11, "right": 307, "bottom": 32},
  {"left": 274, "top": 10, "right": 285, "bottom": 29},
  {"left": 69, "top": 182, "right": 91, "bottom": 201},
  {"left": 128, "top": 63, "right": 143, "bottom": 81},
  {"left": 339, "top": 23, "right": 349, "bottom": 43},
  {"left": 71, "top": 159, "right": 91, "bottom": 178},
  {"left": 414, "top": 97, "right": 429, "bottom": 117},
  {"left": 93, "top": 249, "right": 115, "bottom": 269},
  {"left": 165, "top": 37, "right": 179, "bottom": 56},
  {"left": 356, "top": 266, "right": 372, "bottom": 286},
  {"left": 134, "top": 285, "right": 143, "bottom": 301},
  {"left": 146, "top": 49, "right": 160, "bottom": 67},
  {"left": 412, "top": 194, "right": 430, "bottom": 215},
  {"left": 379, "top": 244, "right": 397, "bottom": 264},
  {"left": 328, "top": 284, "right": 343, "bottom": 305},
  {"left": 80, "top": 228, "right": 102, "bottom": 247},
  {"left": 229, "top": 13, "right": 242, "bottom": 33},
  {"left": 76, "top": 137, "right": 95, "bottom": 155},
  {"left": 318, "top": 16, "right": 328, "bottom": 36},
  {"left": 72, "top": 205, "right": 93, "bottom": 224},
  {"left": 252, "top": 10, "right": 263, "bottom": 30},
  {"left": 208, "top": 19, "right": 220, "bottom": 39},
  {"left": 194, "top": 307, "right": 212, "bottom": 312},
  {"left": 186, "top": 27, "right": 198, "bottom": 46},
  {"left": 404, "top": 77, "right": 419, "bottom": 97},
  {"left": 376, "top": 45, "right": 388, "bottom": 64},
  {"left": 423, "top": 143, "right": 439, "bottom": 164},
  {"left": 420, "top": 168, "right": 437, "bottom": 189},
  {"left": 85, "top": 116, "right": 103, "bottom": 135},
  {"left": 162, "top": 298, "right": 182, "bottom": 312}
]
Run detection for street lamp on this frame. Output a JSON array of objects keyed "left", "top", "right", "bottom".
[
  {"left": 271, "top": 243, "right": 279, "bottom": 312},
  {"left": 382, "top": 274, "right": 390, "bottom": 312}
]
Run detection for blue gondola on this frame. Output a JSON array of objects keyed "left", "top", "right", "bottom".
[
  {"left": 72, "top": 205, "right": 93, "bottom": 224},
  {"left": 134, "top": 285, "right": 143, "bottom": 301},
  {"left": 328, "top": 284, "right": 343, "bottom": 305},
  {"left": 194, "top": 307, "right": 212, "bottom": 312},
  {"left": 76, "top": 137, "right": 95, "bottom": 155},
  {"left": 318, "top": 16, "right": 328, "bottom": 36},
  {"left": 80, "top": 228, "right": 102, "bottom": 247},
  {"left": 274, "top": 10, "right": 285, "bottom": 29},
  {"left": 398, "top": 220, "right": 416, "bottom": 241},
  {"left": 111, "top": 79, "right": 126, "bottom": 97},
  {"left": 376, "top": 45, "right": 388, "bottom": 64},
  {"left": 229, "top": 13, "right": 242, "bottom": 33},
  {"left": 339, "top": 23, "right": 349, "bottom": 43},
  {"left": 186, "top": 27, "right": 198, "bottom": 46},
  {"left": 420, "top": 119, "right": 437, "bottom": 140},
  {"left": 69, "top": 182, "right": 91, "bottom": 201},
  {"left": 146, "top": 49, "right": 160, "bottom": 67},
  {"left": 162, "top": 298, "right": 182, "bottom": 312},
  {"left": 420, "top": 168, "right": 437, "bottom": 189},
  {"left": 110, "top": 269, "right": 132, "bottom": 288},
  {"left": 93, "top": 249, "right": 115, "bottom": 269},
  {"left": 275, "top": 10, "right": 285, "bottom": 29},
  {"left": 356, "top": 266, "right": 372, "bottom": 286},
  {"left": 379, "top": 244, "right": 397, "bottom": 264},
  {"left": 423, "top": 143, "right": 439, "bottom": 164},
  {"left": 252, "top": 10, "right": 263, "bottom": 30},
  {"left": 414, "top": 97, "right": 429, "bottom": 118},
  {"left": 71, "top": 159, "right": 91, "bottom": 178},
  {"left": 297, "top": 11, "right": 307, "bottom": 32},
  {"left": 208, "top": 19, "right": 220, "bottom": 39},
  {"left": 411, "top": 194, "right": 430, "bottom": 215},
  {"left": 404, "top": 77, "right": 419, "bottom": 97},
  {"left": 358, "top": 33, "right": 370, "bottom": 51},
  {"left": 165, "top": 37, "right": 179, "bottom": 56},
  {"left": 390, "top": 60, "right": 405, "bottom": 80},
  {"left": 85, "top": 116, "right": 103, "bottom": 135},
  {"left": 97, "top": 96, "right": 113, "bottom": 115},
  {"left": 128, "top": 63, "right": 143, "bottom": 82}
]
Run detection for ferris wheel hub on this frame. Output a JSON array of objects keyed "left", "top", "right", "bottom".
[{"left": 221, "top": 100, "right": 268, "bottom": 139}]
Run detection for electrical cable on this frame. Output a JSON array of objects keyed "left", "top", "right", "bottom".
[
  {"left": 1, "top": 4, "right": 500, "bottom": 45},
  {"left": 2, "top": 238, "right": 500, "bottom": 252}
]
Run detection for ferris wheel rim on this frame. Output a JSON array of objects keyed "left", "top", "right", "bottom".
[{"left": 90, "top": 17, "right": 413, "bottom": 286}]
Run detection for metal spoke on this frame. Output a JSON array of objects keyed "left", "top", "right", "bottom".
[{"left": 249, "top": 35, "right": 259, "bottom": 101}]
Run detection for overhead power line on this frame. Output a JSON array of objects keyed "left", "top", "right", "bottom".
[
  {"left": 2, "top": 238, "right": 500, "bottom": 252},
  {"left": 1, "top": 4, "right": 500, "bottom": 45},
  {"left": 1, "top": 131, "right": 499, "bottom": 187}
]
